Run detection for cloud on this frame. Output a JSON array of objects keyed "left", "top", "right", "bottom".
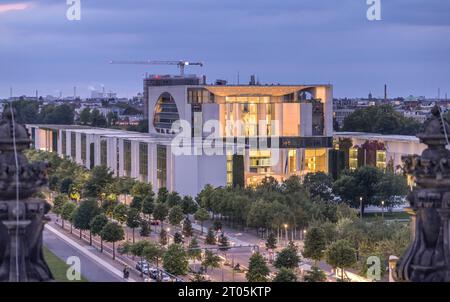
[{"left": 0, "top": 2, "right": 31, "bottom": 14}]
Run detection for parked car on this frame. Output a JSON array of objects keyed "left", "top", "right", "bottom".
[
  {"left": 148, "top": 268, "right": 159, "bottom": 280},
  {"left": 160, "top": 273, "right": 173, "bottom": 282},
  {"left": 150, "top": 220, "right": 160, "bottom": 226},
  {"left": 136, "top": 260, "right": 150, "bottom": 273}
]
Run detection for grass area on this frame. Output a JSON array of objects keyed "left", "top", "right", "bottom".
[
  {"left": 364, "top": 211, "right": 410, "bottom": 221},
  {"left": 43, "top": 247, "right": 87, "bottom": 282}
]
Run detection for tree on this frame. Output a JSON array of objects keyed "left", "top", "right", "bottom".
[
  {"left": 142, "top": 196, "right": 155, "bottom": 217},
  {"left": 326, "top": 240, "right": 357, "bottom": 282},
  {"left": 181, "top": 196, "right": 198, "bottom": 215},
  {"left": 72, "top": 198, "right": 99, "bottom": 243},
  {"left": 194, "top": 208, "right": 210, "bottom": 234},
  {"left": 167, "top": 192, "right": 182, "bottom": 208},
  {"left": 61, "top": 201, "right": 76, "bottom": 231},
  {"left": 163, "top": 244, "right": 189, "bottom": 276},
  {"left": 341, "top": 104, "right": 421, "bottom": 135},
  {"left": 266, "top": 232, "right": 277, "bottom": 250},
  {"left": 182, "top": 217, "right": 194, "bottom": 239},
  {"left": 83, "top": 166, "right": 114, "bottom": 198},
  {"left": 41, "top": 104, "right": 75, "bottom": 125},
  {"left": 90, "top": 214, "right": 108, "bottom": 252},
  {"left": 188, "top": 236, "right": 202, "bottom": 264},
  {"left": 157, "top": 187, "right": 168, "bottom": 203},
  {"left": 173, "top": 232, "right": 183, "bottom": 244},
  {"left": 153, "top": 203, "right": 169, "bottom": 228},
  {"left": 140, "top": 220, "right": 151, "bottom": 237},
  {"left": 90, "top": 109, "right": 107, "bottom": 127},
  {"left": 79, "top": 108, "right": 91, "bottom": 125},
  {"left": 126, "top": 207, "right": 141, "bottom": 243},
  {"left": 130, "top": 196, "right": 143, "bottom": 211},
  {"left": 304, "top": 266, "right": 327, "bottom": 282},
  {"left": 143, "top": 243, "right": 164, "bottom": 278},
  {"left": 131, "top": 182, "right": 153, "bottom": 199},
  {"left": 101, "top": 222, "right": 125, "bottom": 260},
  {"left": 333, "top": 166, "right": 384, "bottom": 216},
  {"left": 113, "top": 204, "right": 128, "bottom": 225},
  {"left": 375, "top": 172, "right": 408, "bottom": 208},
  {"left": 218, "top": 233, "right": 230, "bottom": 253},
  {"left": 303, "top": 172, "right": 334, "bottom": 202},
  {"left": 213, "top": 220, "right": 222, "bottom": 232},
  {"left": 273, "top": 268, "right": 297, "bottom": 282},
  {"left": 202, "top": 250, "right": 221, "bottom": 273},
  {"left": 59, "top": 177, "right": 73, "bottom": 194},
  {"left": 159, "top": 228, "right": 168, "bottom": 246},
  {"left": 303, "top": 227, "right": 326, "bottom": 266},
  {"left": 246, "top": 252, "right": 270, "bottom": 282},
  {"left": 53, "top": 194, "right": 69, "bottom": 218},
  {"left": 106, "top": 111, "right": 119, "bottom": 127},
  {"left": 205, "top": 228, "right": 216, "bottom": 245},
  {"left": 168, "top": 205, "right": 184, "bottom": 227},
  {"left": 274, "top": 242, "right": 300, "bottom": 269}
]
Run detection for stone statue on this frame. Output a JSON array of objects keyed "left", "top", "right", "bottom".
[
  {"left": 0, "top": 108, "right": 53, "bottom": 282},
  {"left": 395, "top": 105, "right": 450, "bottom": 282}
]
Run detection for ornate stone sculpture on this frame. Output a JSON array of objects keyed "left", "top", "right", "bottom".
[
  {"left": 0, "top": 108, "right": 53, "bottom": 282},
  {"left": 395, "top": 105, "right": 450, "bottom": 282}
]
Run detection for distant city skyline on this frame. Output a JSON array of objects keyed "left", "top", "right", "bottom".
[{"left": 1, "top": 0, "right": 449, "bottom": 99}]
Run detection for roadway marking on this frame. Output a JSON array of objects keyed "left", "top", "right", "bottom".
[{"left": 45, "top": 224, "right": 136, "bottom": 282}]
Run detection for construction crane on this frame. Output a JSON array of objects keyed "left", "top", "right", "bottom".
[{"left": 109, "top": 60, "right": 203, "bottom": 76}]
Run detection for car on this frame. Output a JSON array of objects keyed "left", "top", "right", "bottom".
[
  {"left": 160, "top": 273, "right": 173, "bottom": 282},
  {"left": 148, "top": 268, "right": 159, "bottom": 279},
  {"left": 150, "top": 220, "right": 160, "bottom": 226},
  {"left": 136, "top": 260, "right": 150, "bottom": 272}
]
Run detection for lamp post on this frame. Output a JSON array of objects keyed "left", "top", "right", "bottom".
[
  {"left": 283, "top": 224, "right": 288, "bottom": 246},
  {"left": 359, "top": 197, "right": 363, "bottom": 219},
  {"left": 381, "top": 200, "right": 385, "bottom": 220}
]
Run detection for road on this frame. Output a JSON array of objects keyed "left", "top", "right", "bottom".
[{"left": 44, "top": 225, "right": 126, "bottom": 282}]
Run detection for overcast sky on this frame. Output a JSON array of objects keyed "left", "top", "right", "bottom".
[{"left": 0, "top": 0, "right": 449, "bottom": 99}]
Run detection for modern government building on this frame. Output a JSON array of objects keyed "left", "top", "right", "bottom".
[{"left": 26, "top": 74, "right": 431, "bottom": 197}]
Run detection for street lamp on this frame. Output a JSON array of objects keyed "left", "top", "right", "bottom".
[
  {"left": 359, "top": 197, "right": 363, "bottom": 219},
  {"left": 283, "top": 224, "right": 288, "bottom": 246},
  {"left": 381, "top": 200, "right": 385, "bottom": 220}
]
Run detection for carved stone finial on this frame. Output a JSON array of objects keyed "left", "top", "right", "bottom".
[
  {"left": 0, "top": 107, "right": 53, "bottom": 282},
  {"left": 396, "top": 105, "right": 450, "bottom": 282}
]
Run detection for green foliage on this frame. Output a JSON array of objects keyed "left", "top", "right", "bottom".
[
  {"left": 188, "top": 236, "right": 202, "bottom": 261},
  {"left": 173, "top": 232, "right": 183, "bottom": 244},
  {"left": 139, "top": 220, "right": 151, "bottom": 237},
  {"left": 182, "top": 217, "right": 194, "bottom": 238},
  {"left": 130, "top": 196, "right": 143, "bottom": 210},
  {"left": 201, "top": 250, "right": 221, "bottom": 273},
  {"left": 246, "top": 252, "right": 270, "bottom": 282},
  {"left": 90, "top": 214, "right": 108, "bottom": 236},
  {"left": 274, "top": 242, "right": 300, "bottom": 269},
  {"left": 342, "top": 104, "right": 421, "bottom": 135},
  {"left": 304, "top": 266, "right": 327, "bottom": 282},
  {"left": 181, "top": 196, "right": 198, "bottom": 215},
  {"left": 167, "top": 192, "right": 182, "bottom": 208},
  {"left": 126, "top": 207, "right": 141, "bottom": 229},
  {"left": 142, "top": 196, "right": 155, "bottom": 216},
  {"left": 205, "top": 228, "right": 216, "bottom": 245},
  {"left": 303, "top": 227, "right": 327, "bottom": 264},
  {"left": 153, "top": 203, "right": 169, "bottom": 222},
  {"left": 100, "top": 222, "right": 125, "bottom": 243},
  {"left": 159, "top": 228, "right": 168, "bottom": 246},
  {"left": 53, "top": 194, "right": 69, "bottom": 216},
  {"left": 61, "top": 202, "right": 76, "bottom": 221},
  {"left": 326, "top": 240, "right": 357, "bottom": 280},
  {"left": 157, "top": 187, "right": 169, "bottom": 203},
  {"left": 303, "top": 172, "right": 334, "bottom": 202},
  {"left": 59, "top": 177, "right": 73, "bottom": 194},
  {"left": 194, "top": 207, "right": 210, "bottom": 233},
  {"left": 72, "top": 198, "right": 99, "bottom": 231},
  {"left": 83, "top": 166, "right": 114, "bottom": 198},
  {"left": 273, "top": 268, "right": 297, "bottom": 282},
  {"left": 218, "top": 234, "right": 230, "bottom": 252},
  {"left": 169, "top": 205, "right": 185, "bottom": 226},
  {"left": 213, "top": 220, "right": 223, "bottom": 231},
  {"left": 265, "top": 232, "right": 277, "bottom": 250},
  {"left": 163, "top": 244, "right": 189, "bottom": 276},
  {"left": 131, "top": 182, "right": 153, "bottom": 199},
  {"left": 7, "top": 100, "right": 74, "bottom": 125},
  {"left": 113, "top": 204, "right": 128, "bottom": 224}
]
